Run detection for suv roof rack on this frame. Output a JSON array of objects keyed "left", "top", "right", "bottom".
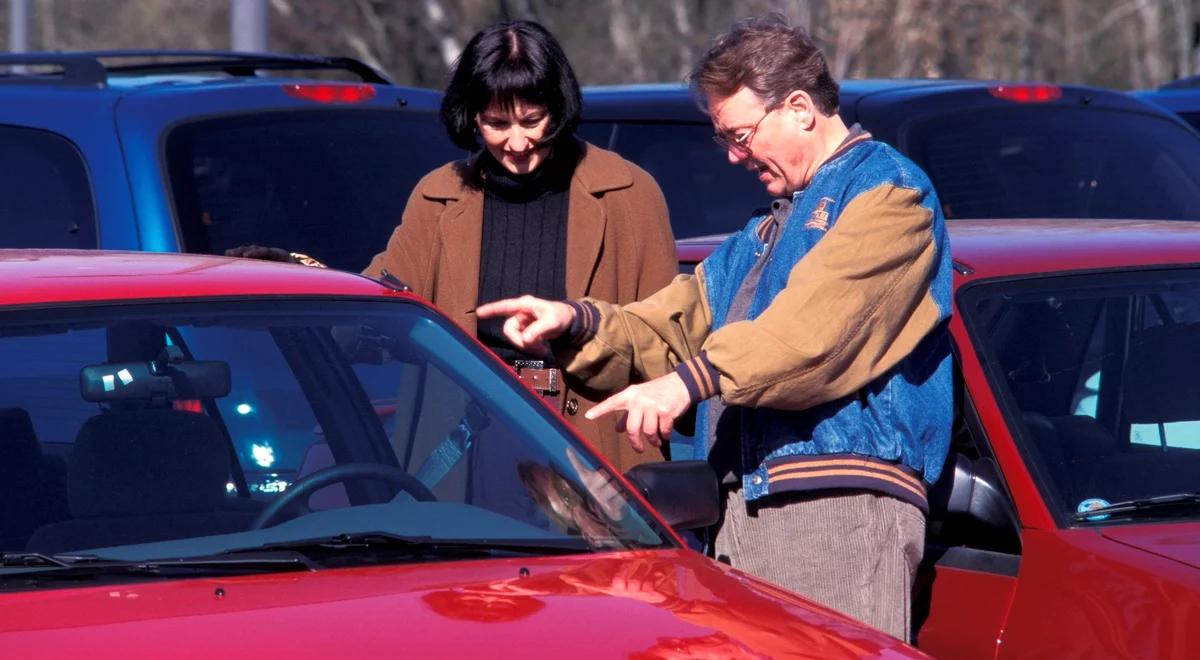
[
  {"left": 0, "top": 50, "right": 393, "bottom": 87},
  {"left": 1160, "top": 75, "right": 1200, "bottom": 91}
]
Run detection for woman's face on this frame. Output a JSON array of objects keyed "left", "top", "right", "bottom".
[{"left": 475, "top": 100, "right": 552, "bottom": 175}]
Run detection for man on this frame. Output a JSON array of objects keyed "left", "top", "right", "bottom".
[{"left": 477, "top": 13, "right": 951, "bottom": 641}]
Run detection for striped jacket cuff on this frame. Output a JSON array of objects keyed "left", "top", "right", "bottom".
[
  {"left": 674, "top": 351, "right": 721, "bottom": 402},
  {"left": 563, "top": 300, "right": 600, "bottom": 347}
]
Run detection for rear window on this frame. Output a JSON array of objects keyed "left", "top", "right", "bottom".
[
  {"left": 0, "top": 126, "right": 96, "bottom": 249},
  {"left": 904, "top": 107, "right": 1200, "bottom": 220},
  {"left": 166, "top": 110, "right": 464, "bottom": 272},
  {"left": 599, "top": 122, "right": 771, "bottom": 239}
]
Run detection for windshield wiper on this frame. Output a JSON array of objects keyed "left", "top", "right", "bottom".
[
  {"left": 0, "top": 550, "right": 315, "bottom": 581},
  {"left": 252, "top": 532, "right": 594, "bottom": 560},
  {"left": 1074, "top": 492, "right": 1200, "bottom": 521},
  {"left": 0, "top": 552, "right": 85, "bottom": 568}
]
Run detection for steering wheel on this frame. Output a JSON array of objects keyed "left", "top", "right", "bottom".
[{"left": 252, "top": 462, "right": 437, "bottom": 529}]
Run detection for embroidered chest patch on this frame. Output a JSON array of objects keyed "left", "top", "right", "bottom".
[{"left": 804, "top": 197, "right": 835, "bottom": 231}]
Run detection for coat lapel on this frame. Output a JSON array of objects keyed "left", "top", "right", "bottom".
[
  {"left": 435, "top": 186, "right": 484, "bottom": 336},
  {"left": 564, "top": 142, "right": 634, "bottom": 299},
  {"left": 565, "top": 179, "right": 605, "bottom": 299}
]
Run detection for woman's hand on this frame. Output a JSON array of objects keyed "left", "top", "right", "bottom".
[
  {"left": 224, "top": 245, "right": 297, "bottom": 262},
  {"left": 475, "top": 295, "right": 576, "bottom": 357}
]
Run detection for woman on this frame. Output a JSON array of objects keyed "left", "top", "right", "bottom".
[
  {"left": 239, "top": 21, "right": 677, "bottom": 471},
  {"left": 372, "top": 20, "right": 677, "bottom": 471}
]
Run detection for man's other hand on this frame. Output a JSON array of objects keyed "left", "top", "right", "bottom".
[{"left": 585, "top": 373, "right": 691, "bottom": 453}]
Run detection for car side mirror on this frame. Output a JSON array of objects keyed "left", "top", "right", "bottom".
[
  {"left": 929, "top": 452, "right": 1017, "bottom": 534},
  {"left": 624, "top": 460, "right": 718, "bottom": 531}
]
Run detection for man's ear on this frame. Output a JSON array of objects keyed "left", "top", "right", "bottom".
[{"left": 783, "top": 90, "right": 816, "bottom": 130}]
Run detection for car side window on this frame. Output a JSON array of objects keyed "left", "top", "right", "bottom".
[
  {"left": 1126, "top": 291, "right": 1200, "bottom": 450},
  {"left": 0, "top": 126, "right": 97, "bottom": 249}
]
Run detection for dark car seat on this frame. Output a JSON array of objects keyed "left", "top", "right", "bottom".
[
  {"left": 0, "top": 408, "right": 68, "bottom": 549},
  {"left": 27, "top": 408, "right": 254, "bottom": 554},
  {"left": 1083, "top": 323, "right": 1200, "bottom": 502}
]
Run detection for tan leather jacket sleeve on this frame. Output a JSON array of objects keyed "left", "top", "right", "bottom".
[
  {"left": 703, "top": 183, "right": 944, "bottom": 410},
  {"left": 557, "top": 266, "right": 712, "bottom": 393}
]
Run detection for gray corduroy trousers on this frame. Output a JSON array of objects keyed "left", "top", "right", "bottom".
[{"left": 713, "top": 488, "right": 925, "bottom": 642}]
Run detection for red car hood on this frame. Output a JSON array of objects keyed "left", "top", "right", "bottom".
[
  {"left": 1101, "top": 523, "right": 1200, "bottom": 570},
  {"left": 0, "top": 549, "right": 919, "bottom": 658}
]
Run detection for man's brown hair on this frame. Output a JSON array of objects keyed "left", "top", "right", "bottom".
[{"left": 689, "top": 13, "right": 839, "bottom": 116}]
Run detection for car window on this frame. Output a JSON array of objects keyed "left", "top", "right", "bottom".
[
  {"left": 166, "top": 110, "right": 464, "bottom": 272},
  {"left": 963, "top": 269, "right": 1200, "bottom": 522},
  {"left": 0, "top": 126, "right": 97, "bottom": 249},
  {"left": 575, "top": 122, "right": 615, "bottom": 149},
  {"left": 904, "top": 107, "right": 1200, "bottom": 220},
  {"left": 0, "top": 299, "right": 670, "bottom": 565},
  {"left": 605, "top": 122, "right": 771, "bottom": 238},
  {"left": 1178, "top": 111, "right": 1200, "bottom": 133}
]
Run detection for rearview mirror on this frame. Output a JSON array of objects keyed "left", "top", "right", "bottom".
[
  {"left": 80, "top": 347, "right": 230, "bottom": 403},
  {"left": 624, "top": 460, "right": 718, "bottom": 531}
]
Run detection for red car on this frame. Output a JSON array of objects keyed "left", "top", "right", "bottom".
[
  {"left": 679, "top": 218, "right": 1200, "bottom": 657},
  {"left": 0, "top": 250, "right": 920, "bottom": 657}
]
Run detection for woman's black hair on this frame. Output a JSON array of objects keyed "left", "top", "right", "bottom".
[{"left": 440, "top": 20, "right": 582, "bottom": 151}]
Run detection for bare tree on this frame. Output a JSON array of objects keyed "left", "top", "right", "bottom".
[{"left": 9, "top": 0, "right": 1199, "bottom": 90}]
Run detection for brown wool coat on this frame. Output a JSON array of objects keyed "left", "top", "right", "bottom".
[{"left": 363, "top": 141, "right": 678, "bottom": 472}]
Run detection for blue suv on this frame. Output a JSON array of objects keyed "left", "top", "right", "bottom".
[
  {"left": 0, "top": 51, "right": 463, "bottom": 271},
  {"left": 581, "top": 80, "right": 1200, "bottom": 239},
  {"left": 1132, "top": 75, "right": 1200, "bottom": 134}
]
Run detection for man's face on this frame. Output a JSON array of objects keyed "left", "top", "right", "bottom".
[{"left": 708, "top": 86, "right": 813, "bottom": 197}]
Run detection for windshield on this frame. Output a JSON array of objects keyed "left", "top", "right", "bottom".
[
  {"left": 0, "top": 299, "right": 670, "bottom": 580},
  {"left": 961, "top": 268, "right": 1200, "bottom": 524},
  {"left": 166, "top": 110, "right": 464, "bottom": 272},
  {"left": 905, "top": 107, "right": 1200, "bottom": 220}
]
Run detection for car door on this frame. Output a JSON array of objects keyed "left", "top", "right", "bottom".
[{"left": 915, "top": 393, "right": 1022, "bottom": 659}]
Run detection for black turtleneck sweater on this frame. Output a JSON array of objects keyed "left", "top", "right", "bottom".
[{"left": 475, "top": 145, "right": 577, "bottom": 364}]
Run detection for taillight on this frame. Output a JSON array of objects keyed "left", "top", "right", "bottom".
[
  {"left": 988, "top": 85, "right": 1062, "bottom": 103},
  {"left": 282, "top": 83, "right": 377, "bottom": 104}
]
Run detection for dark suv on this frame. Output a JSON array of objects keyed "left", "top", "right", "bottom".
[
  {"left": 0, "top": 51, "right": 463, "bottom": 271},
  {"left": 581, "top": 81, "right": 1200, "bottom": 239}
]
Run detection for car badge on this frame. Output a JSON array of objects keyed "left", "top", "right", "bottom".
[
  {"left": 804, "top": 197, "right": 835, "bottom": 231},
  {"left": 1076, "top": 497, "right": 1111, "bottom": 521}
]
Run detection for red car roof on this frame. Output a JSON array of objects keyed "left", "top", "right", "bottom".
[
  {"left": 0, "top": 250, "right": 411, "bottom": 306},
  {"left": 948, "top": 218, "right": 1200, "bottom": 280},
  {"left": 677, "top": 219, "right": 1200, "bottom": 282}
]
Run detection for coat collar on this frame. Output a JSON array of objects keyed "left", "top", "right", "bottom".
[
  {"left": 426, "top": 140, "right": 633, "bottom": 332},
  {"left": 420, "top": 140, "right": 635, "bottom": 201}
]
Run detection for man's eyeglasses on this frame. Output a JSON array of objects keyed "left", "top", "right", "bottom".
[{"left": 712, "top": 106, "right": 777, "bottom": 156}]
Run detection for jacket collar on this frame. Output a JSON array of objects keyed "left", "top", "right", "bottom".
[{"left": 421, "top": 139, "right": 634, "bottom": 201}]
